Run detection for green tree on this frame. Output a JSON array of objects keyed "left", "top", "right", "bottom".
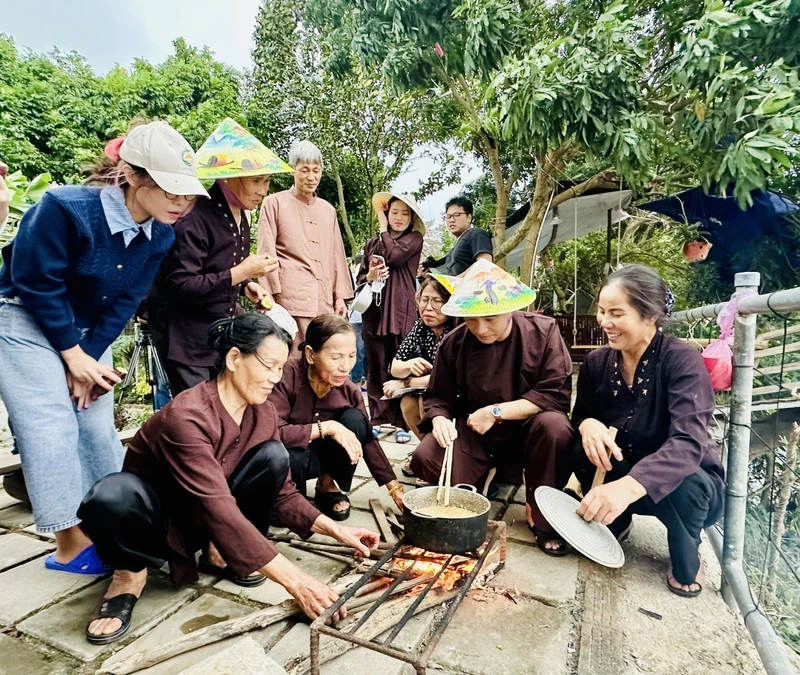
[
  {"left": 307, "top": 0, "right": 800, "bottom": 283},
  {"left": 0, "top": 35, "right": 244, "bottom": 183}
]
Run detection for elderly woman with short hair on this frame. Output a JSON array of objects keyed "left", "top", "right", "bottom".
[{"left": 257, "top": 140, "right": 353, "bottom": 347}]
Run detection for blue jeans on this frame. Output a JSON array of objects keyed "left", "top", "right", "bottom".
[
  {"left": 350, "top": 322, "right": 366, "bottom": 384},
  {"left": 0, "top": 304, "right": 124, "bottom": 533}
]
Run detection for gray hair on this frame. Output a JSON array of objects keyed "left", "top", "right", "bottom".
[
  {"left": 288, "top": 140, "right": 323, "bottom": 169},
  {"left": 602, "top": 264, "right": 670, "bottom": 328}
]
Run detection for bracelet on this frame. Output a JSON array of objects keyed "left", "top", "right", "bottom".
[
  {"left": 387, "top": 483, "right": 402, "bottom": 495},
  {"left": 317, "top": 421, "right": 325, "bottom": 438}
]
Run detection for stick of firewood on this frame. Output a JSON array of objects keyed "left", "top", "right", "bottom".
[
  {"left": 590, "top": 426, "right": 618, "bottom": 489},
  {"left": 270, "top": 533, "right": 392, "bottom": 551},
  {"left": 97, "top": 575, "right": 433, "bottom": 675},
  {"left": 284, "top": 587, "right": 460, "bottom": 675},
  {"left": 370, "top": 499, "right": 398, "bottom": 544}
]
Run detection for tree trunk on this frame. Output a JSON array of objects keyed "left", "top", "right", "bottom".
[
  {"left": 763, "top": 423, "right": 800, "bottom": 604},
  {"left": 761, "top": 453, "right": 775, "bottom": 509},
  {"left": 332, "top": 161, "right": 358, "bottom": 255}
]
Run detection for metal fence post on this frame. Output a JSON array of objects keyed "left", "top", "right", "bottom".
[{"left": 722, "top": 271, "right": 761, "bottom": 606}]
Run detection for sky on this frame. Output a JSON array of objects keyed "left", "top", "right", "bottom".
[{"left": 1, "top": 0, "right": 481, "bottom": 224}]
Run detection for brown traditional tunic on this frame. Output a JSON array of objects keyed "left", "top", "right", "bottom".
[
  {"left": 124, "top": 380, "right": 320, "bottom": 585},
  {"left": 146, "top": 182, "right": 248, "bottom": 367},
  {"left": 571, "top": 331, "right": 725, "bottom": 502},
  {"left": 256, "top": 187, "right": 353, "bottom": 321},
  {"left": 411, "top": 312, "right": 574, "bottom": 528},
  {"left": 269, "top": 358, "right": 396, "bottom": 486},
  {"left": 357, "top": 230, "right": 423, "bottom": 427}
]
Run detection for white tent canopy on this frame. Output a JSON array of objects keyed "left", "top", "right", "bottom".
[{"left": 502, "top": 189, "right": 633, "bottom": 271}]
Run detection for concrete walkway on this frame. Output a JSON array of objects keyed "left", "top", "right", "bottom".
[{"left": 0, "top": 433, "right": 771, "bottom": 674}]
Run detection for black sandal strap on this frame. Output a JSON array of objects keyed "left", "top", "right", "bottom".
[{"left": 86, "top": 593, "right": 139, "bottom": 645}]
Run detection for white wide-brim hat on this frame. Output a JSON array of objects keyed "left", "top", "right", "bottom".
[
  {"left": 120, "top": 121, "right": 208, "bottom": 197},
  {"left": 372, "top": 191, "right": 426, "bottom": 235}
]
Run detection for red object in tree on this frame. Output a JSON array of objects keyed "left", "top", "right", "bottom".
[
  {"left": 434, "top": 43, "right": 445, "bottom": 58},
  {"left": 683, "top": 239, "right": 712, "bottom": 262}
]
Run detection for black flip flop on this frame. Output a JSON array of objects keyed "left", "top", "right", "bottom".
[
  {"left": 198, "top": 556, "right": 266, "bottom": 587},
  {"left": 315, "top": 491, "right": 351, "bottom": 521},
  {"left": 85, "top": 593, "right": 139, "bottom": 645},
  {"left": 531, "top": 525, "right": 568, "bottom": 558},
  {"left": 665, "top": 574, "right": 702, "bottom": 598}
]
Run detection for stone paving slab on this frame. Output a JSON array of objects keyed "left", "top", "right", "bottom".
[
  {"left": 429, "top": 594, "right": 569, "bottom": 675},
  {"left": 17, "top": 571, "right": 194, "bottom": 662},
  {"left": 0, "top": 532, "right": 54, "bottom": 572},
  {"left": 215, "top": 542, "right": 349, "bottom": 605},
  {"left": 0, "top": 556, "right": 106, "bottom": 626},
  {"left": 490, "top": 483, "right": 520, "bottom": 503},
  {"left": 347, "top": 479, "right": 401, "bottom": 513},
  {"left": 0, "top": 632, "right": 75, "bottom": 675},
  {"left": 487, "top": 541, "right": 578, "bottom": 606},
  {"left": 22, "top": 523, "right": 55, "bottom": 540},
  {"left": 512, "top": 485, "right": 526, "bottom": 504},
  {"left": 268, "top": 606, "right": 433, "bottom": 674},
  {"left": 502, "top": 504, "right": 536, "bottom": 545},
  {"left": 379, "top": 439, "right": 416, "bottom": 462},
  {"left": 0, "top": 447, "right": 21, "bottom": 475},
  {"left": 181, "top": 637, "right": 287, "bottom": 674},
  {"left": 0, "top": 488, "right": 21, "bottom": 510},
  {"left": 0, "top": 503, "right": 34, "bottom": 529},
  {"left": 104, "top": 593, "right": 289, "bottom": 675}
]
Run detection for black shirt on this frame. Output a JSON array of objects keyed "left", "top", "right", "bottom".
[
  {"left": 441, "top": 228, "right": 493, "bottom": 275},
  {"left": 571, "top": 332, "right": 725, "bottom": 503}
]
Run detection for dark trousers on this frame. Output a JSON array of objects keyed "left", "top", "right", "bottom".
[
  {"left": 572, "top": 444, "right": 724, "bottom": 585},
  {"left": 362, "top": 324, "right": 406, "bottom": 429},
  {"left": 410, "top": 411, "right": 574, "bottom": 532},
  {"left": 163, "top": 359, "right": 215, "bottom": 396},
  {"left": 288, "top": 408, "right": 369, "bottom": 496},
  {"left": 78, "top": 441, "right": 290, "bottom": 573}
]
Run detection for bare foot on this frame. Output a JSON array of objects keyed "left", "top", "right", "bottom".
[
  {"left": 53, "top": 526, "right": 93, "bottom": 564},
  {"left": 317, "top": 474, "right": 348, "bottom": 513},
  {"left": 526, "top": 502, "right": 564, "bottom": 551},
  {"left": 87, "top": 570, "right": 147, "bottom": 638},
  {"left": 206, "top": 541, "right": 227, "bottom": 568}
]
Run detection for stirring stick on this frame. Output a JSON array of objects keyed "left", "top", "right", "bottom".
[
  {"left": 590, "top": 426, "right": 619, "bottom": 489},
  {"left": 437, "top": 418, "right": 456, "bottom": 506}
]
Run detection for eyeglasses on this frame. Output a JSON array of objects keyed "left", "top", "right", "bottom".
[
  {"left": 445, "top": 212, "right": 467, "bottom": 221},
  {"left": 253, "top": 352, "right": 283, "bottom": 376},
  {"left": 163, "top": 189, "right": 198, "bottom": 203},
  {"left": 418, "top": 296, "right": 444, "bottom": 309}
]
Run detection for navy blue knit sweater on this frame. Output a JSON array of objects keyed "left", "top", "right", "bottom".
[{"left": 0, "top": 186, "right": 175, "bottom": 359}]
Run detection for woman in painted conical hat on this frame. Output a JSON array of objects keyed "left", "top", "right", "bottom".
[
  {"left": 145, "top": 118, "right": 294, "bottom": 396},
  {"left": 409, "top": 259, "right": 575, "bottom": 556}
]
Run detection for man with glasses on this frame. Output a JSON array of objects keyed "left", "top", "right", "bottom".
[{"left": 422, "top": 196, "right": 493, "bottom": 276}]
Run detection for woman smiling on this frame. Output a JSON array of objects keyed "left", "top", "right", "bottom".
[{"left": 269, "top": 315, "right": 403, "bottom": 520}]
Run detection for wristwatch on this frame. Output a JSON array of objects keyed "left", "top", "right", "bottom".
[{"left": 491, "top": 405, "right": 503, "bottom": 423}]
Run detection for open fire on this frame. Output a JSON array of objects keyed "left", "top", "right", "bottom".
[{"left": 308, "top": 521, "right": 507, "bottom": 675}]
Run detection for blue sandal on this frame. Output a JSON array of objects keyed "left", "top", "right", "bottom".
[
  {"left": 395, "top": 430, "right": 412, "bottom": 444},
  {"left": 45, "top": 544, "right": 111, "bottom": 576}
]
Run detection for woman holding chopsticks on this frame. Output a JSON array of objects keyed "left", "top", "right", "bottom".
[
  {"left": 571, "top": 265, "right": 724, "bottom": 597},
  {"left": 408, "top": 260, "right": 574, "bottom": 556}
]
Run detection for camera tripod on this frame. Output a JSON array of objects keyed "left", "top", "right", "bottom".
[{"left": 117, "top": 320, "right": 171, "bottom": 413}]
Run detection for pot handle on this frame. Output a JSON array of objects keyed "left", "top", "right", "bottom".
[
  {"left": 453, "top": 483, "right": 477, "bottom": 493},
  {"left": 410, "top": 509, "right": 436, "bottom": 519}
]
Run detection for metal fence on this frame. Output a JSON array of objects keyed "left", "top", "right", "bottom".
[{"left": 673, "top": 272, "right": 800, "bottom": 675}]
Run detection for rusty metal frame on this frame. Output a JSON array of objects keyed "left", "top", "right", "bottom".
[{"left": 309, "top": 523, "right": 504, "bottom": 674}]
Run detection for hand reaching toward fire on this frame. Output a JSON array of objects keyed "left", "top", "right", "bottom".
[{"left": 334, "top": 525, "right": 380, "bottom": 558}]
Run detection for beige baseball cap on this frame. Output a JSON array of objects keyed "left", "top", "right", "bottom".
[{"left": 119, "top": 121, "right": 208, "bottom": 197}]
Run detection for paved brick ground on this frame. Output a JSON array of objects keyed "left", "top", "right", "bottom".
[{"left": 0, "top": 429, "right": 768, "bottom": 674}]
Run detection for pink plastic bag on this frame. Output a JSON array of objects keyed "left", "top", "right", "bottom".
[
  {"left": 700, "top": 289, "right": 754, "bottom": 391},
  {"left": 702, "top": 338, "right": 733, "bottom": 391}
]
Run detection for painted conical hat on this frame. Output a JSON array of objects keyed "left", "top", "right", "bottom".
[
  {"left": 429, "top": 272, "right": 458, "bottom": 294},
  {"left": 196, "top": 118, "right": 293, "bottom": 179},
  {"left": 441, "top": 259, "right": 536, "bottom": 317},
  {"left": 372, "top": 191, "right": 426, "bottom": 235}
]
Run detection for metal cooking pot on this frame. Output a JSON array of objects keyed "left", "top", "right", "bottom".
[{"left": 402, "top": 484, "right": 490, "bottom": 554}]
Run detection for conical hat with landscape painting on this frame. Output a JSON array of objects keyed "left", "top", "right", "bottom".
[
  {"left": 196, "top": 118, "right": 293, "bottom": 180},
  {"left": 441, "top": 259, "right": 536, "bottom": 317}
]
